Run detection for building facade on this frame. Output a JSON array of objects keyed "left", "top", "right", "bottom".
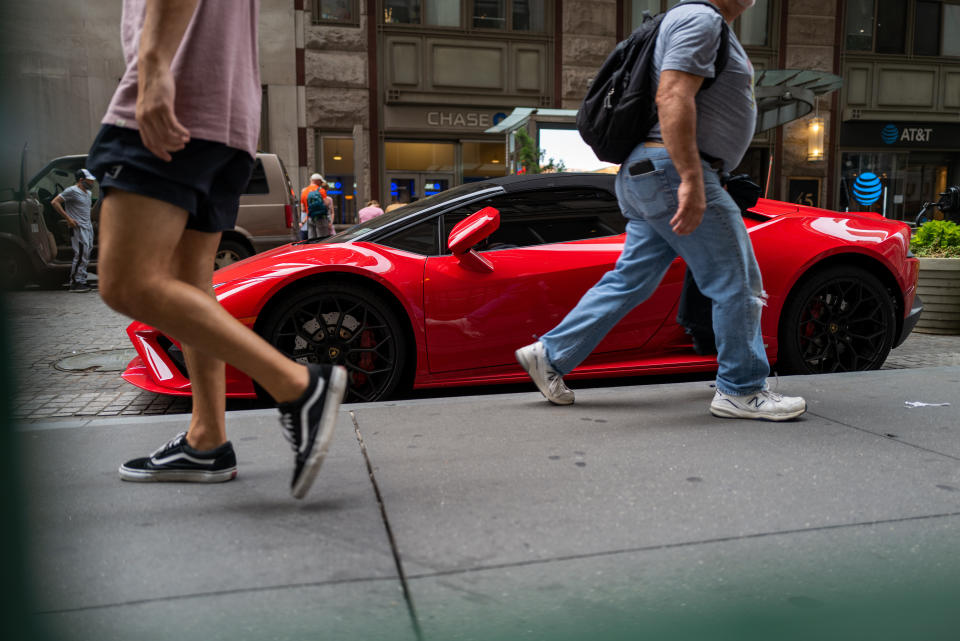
[{"left": 4, "top": 1, "right": 959, "bottom": 226}]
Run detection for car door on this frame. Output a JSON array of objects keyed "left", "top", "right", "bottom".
[{"left": 422, "top": 186, "right": 683, "bottom": 374}]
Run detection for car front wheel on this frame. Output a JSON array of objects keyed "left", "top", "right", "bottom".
[
  {"left": 777, "top": 265, "right": 897, "bottom": 374},
  {"left": 259, "top": 283, "right": 409, "bottom": 403}
]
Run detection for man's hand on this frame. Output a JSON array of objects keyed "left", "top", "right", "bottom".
[
  {"left": 135, "top": 0, "right": 200, "bottom": 161},
  {"left": 136, "top": 64, "right": 190, "bottom": 161},
  {"left": 671, "top": 179, "right": 706, "bottom": 235}
]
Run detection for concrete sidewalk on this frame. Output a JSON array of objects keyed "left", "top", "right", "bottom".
[{"left": 19, "top": 367, "right": 960, "bottom": 641}]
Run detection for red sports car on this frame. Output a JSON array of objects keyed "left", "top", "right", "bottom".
[{"left": 123, "top": 173, "right": 922, "bottom": 404}]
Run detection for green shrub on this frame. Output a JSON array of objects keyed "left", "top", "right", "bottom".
[{"left": 910, "top": 220, "right": 960, "bottom": 258}]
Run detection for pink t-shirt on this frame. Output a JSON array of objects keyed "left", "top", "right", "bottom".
[
  {"left": 358, "top": 206, "right": 384, "bottom": 223},
  {"left": 102, "top": 0, "right": 261, "bottom": 157}
]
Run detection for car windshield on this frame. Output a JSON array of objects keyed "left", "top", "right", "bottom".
[{"left": 306, "top": 181, "right": 499, "bottom": 244}]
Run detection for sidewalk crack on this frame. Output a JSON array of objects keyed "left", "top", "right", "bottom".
[{"left": 351, "top": 410, "right": 424, "bottom": 641}]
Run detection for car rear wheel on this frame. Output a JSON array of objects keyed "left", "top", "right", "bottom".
[
  {"left": 777, "top": 265, "right": 897, "bottom": 374},
  {"left": 214, "top": 239, "right": 251, "bottom": 270},
  {"left": 259, "top": 283, "right": 408, "bottom": 403}
]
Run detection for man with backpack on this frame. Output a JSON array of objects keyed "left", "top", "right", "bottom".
[
  {"left": 516, "top": 0, "right": 807, "bottom": 421},
  {"left": 300, "top": 173, "right": 327, "bottom": 239}
]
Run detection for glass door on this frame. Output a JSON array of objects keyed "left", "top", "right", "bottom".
[{"left": 385, "top": 173, "right": 454, "bottom": 210}]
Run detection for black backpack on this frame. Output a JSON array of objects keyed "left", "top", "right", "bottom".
[{"left": 576, "top": 1, "right": 730, "bottom": 164}]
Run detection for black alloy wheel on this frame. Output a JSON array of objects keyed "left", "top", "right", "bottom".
[
  {"left": 777, "top": 265, "right": 897, "bottom": 374},
  {"left": 259, "top": 283, "right": 408, "bottom": 403}
]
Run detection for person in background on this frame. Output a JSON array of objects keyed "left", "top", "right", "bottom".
[
  {"left": 357, "top": 199, "right": 384, "bottom": 223},
  {"left": 51, "top": 169, "right": 98, "bottom": 292}
]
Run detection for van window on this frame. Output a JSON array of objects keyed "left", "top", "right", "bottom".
[{"left": 244, "top": 160, "right": 270, "bottom": 194}]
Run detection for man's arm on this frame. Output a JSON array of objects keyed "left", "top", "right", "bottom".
[
  {"left": 136, "top": 0, "right": 200, "bottom": 161},
  {"left": 50, "top": 194, "right": 77, "bottom": 228},
  {"left": 656, "top": 69, "right": 706, "bottom": 236}
]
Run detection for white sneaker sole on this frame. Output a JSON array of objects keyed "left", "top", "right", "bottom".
[
  {"left": 515, "top": 346, "right": 574, "bottom": 406},
  {"left": 118, "top": 466, "right": 237, "bottom": 483},
  {"left": 291, "top": 365, "right": 348, "bottom": 499},
  {"left": 709, "top": 402, "right": 806, "bottom": 422}
]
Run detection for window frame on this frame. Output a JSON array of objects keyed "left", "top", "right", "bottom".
[
  {"left": 625, "top": 0, "right": 776, "bottom": 52},
  {"left": 381, "top": 0, "right": 549, "bottom": 33},
  {"left": 312, "top": 0, "right": 361, "bottom": 27},
  {"left": 843, "top": 0, "right": 960, "bottom": 58}
]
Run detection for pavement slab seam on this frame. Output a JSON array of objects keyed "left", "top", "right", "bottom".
[
  {"left": 400, "top": 510, "right": 960, "bottom": 582},
  {"left": 351, "top": 410, "right": 426, "bottom": 641},
  {"left": 806, "top": 411, "right": 960, "bottom": 462},
  {"left": 33, "top": 574, "right": 404, "bottom": 616}
]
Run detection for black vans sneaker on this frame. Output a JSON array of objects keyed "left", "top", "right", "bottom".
[
  {"left": 119, "top": 432, "right": 237, "bottom": 483},
  {"left": 278, "top": 364, "right": 348, "bottom": 499}
]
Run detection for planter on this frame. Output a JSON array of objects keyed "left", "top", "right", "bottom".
[{"left": 915, "top": 257, "right": 960, "bottom": 334}]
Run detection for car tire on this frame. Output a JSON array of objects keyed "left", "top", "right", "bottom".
[
  {"left": 258, "top": 282, "right": 409, "bottom": 403},
  {"left": 1, "top": 245, "right": 32, "bottom": 290},
  {"left": 214, "top": 239, "right": 252, "bottom": 270},
  {"left": 777, "top": 265, "right": 897, "bottom": 374}
]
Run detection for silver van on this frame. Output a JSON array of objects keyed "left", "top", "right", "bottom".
[{"left": 1, "top": 151, "right": 297, "bottom": 288}]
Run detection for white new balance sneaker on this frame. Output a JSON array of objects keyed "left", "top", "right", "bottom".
[
  {"left": 515, "top": 341, "right": 575, "bottom": 405},
  {"left": 710, "top": 388, "right": 806, "bottom": 421}
]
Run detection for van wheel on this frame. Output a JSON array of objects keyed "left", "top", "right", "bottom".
[
  {"left": 214, "top": 239, "right": 251, "bottom": 270},
  {"left": 1, "top": 245, "right": 31, "bottom": 290}
]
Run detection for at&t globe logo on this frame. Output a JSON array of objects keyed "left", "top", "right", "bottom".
[
  {"left": 881, "top": 124, "right": 899, "bottom": 144},
  {"left": 852, "top": 172, "right": 883, "bottom": 206}
]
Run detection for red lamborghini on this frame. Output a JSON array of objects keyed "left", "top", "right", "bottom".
[{"left": 123, "top": 173, "right": 922, "bottom": 403}]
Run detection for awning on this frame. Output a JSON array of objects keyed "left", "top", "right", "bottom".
[{"left": 485, "top": 69, "right": 843, "bottom": 136}]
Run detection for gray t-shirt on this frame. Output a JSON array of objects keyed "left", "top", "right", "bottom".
[
  {"left": 59, "top": 185, "right": 93, "bottom": 228},
  {"left": 647, "top": 2, "right": 757, "bottom": 171}
]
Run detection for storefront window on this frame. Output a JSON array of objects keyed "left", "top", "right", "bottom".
[
  {"left": 628, "top": 0, "right": 767, "bottom": 46},
  {"left": 513, "top": 0, "right": 545, "bottom": 31},
  {"left": 846, "top": 0, "right": 875, "bottom": 50},
  {"left": 944, "top": 4, "right": 960, "bottom": 56},
  {"left": 426, "top": 0, "right": 460, "bottom": 26},
  {"left": 462, "top": 141, "right": 508, "bottom": 181},
  {"left": 876, "top": 0, "right": 906, "bottom": 53},
  {"left": 474, "top": 0, "right": 506, "bottom": 29},
  {"left": 319, "top": 136, "right": 356, "bottom": 224},
  {"left": 738, "top": 0, "right": 769, "bottom": 46},
  {"left": 914, "top": 1, "right": 941, "bottom": 55},
  {"left": 312, "top": 0, "right": 357, "bottom": 24},
  {"left": 385, "top": 141, "right": 455, "bottom": 171},
  {"left": 848, "top": 0, "right": 960, "bottom": 56},
  {"left": 840, "top": 151, "right": 956, "bottom": 220},
  {"left": 629, "top": 0, "right": 681, "bottom": 30},
  {"left": 841, "top": 152, "right": 900, "bottom": 217},
  {"left": 384, "top": 0, "right": 420, "bottom": 24}
]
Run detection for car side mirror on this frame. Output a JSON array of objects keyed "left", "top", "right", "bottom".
[{"left": 448, "top": 206, "right": 500, "bottom": 272}]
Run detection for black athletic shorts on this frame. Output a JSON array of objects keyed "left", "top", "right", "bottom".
[{"left": 86, "top": 124, "right": 256, "bottom": 233}]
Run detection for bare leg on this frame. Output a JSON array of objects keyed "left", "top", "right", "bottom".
[
  {"left": 98, "top": 189, "right": 309, "bottom": 404},
  {"left": 171, "top": 229, "right": 228, "bottom": 450}
]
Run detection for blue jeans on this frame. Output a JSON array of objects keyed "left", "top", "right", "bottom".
[
  {"left": 70, "top": 223, "right": 94, "bottom": 285},
  {"left": 539, "top": 144, "right": 769, "bottom": 396}
]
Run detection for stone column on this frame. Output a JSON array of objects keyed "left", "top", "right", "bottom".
[{"left": 561, "top": 0, "right": 618, "bottom": 110}]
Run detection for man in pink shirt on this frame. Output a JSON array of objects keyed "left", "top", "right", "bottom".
[
  {"left": 87, "top": 0, "right": 346, "bottom": 499},
  {"left": 357, "top": 200, "right": 384, "bottom": 223}
]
